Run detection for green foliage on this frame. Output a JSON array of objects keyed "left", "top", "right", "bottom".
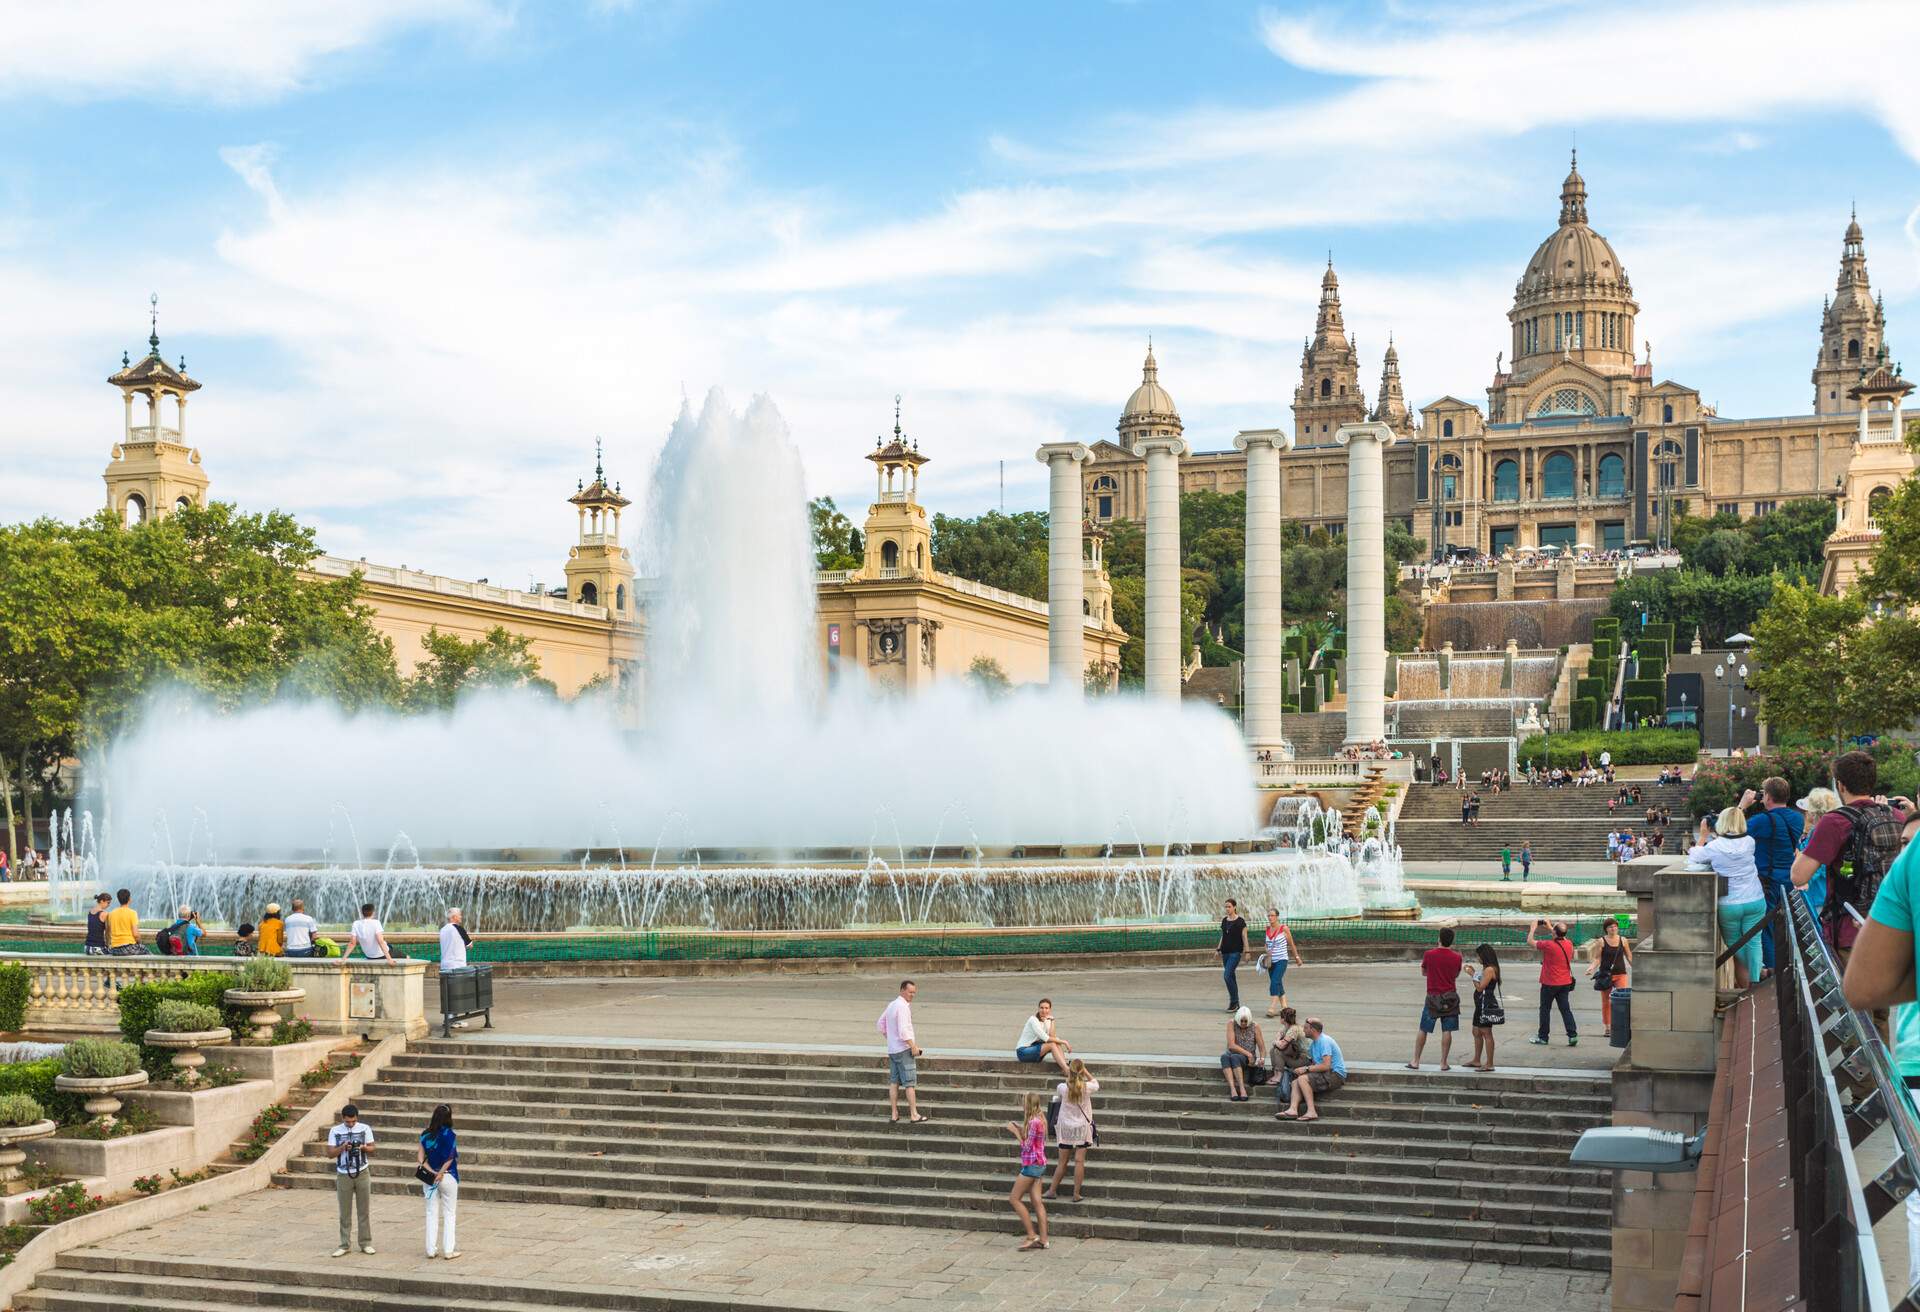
[
  {"left": 807, "top": 497, "right": 861, "bottom": 571},
  {"left": 1570, "top": 698, "right": 1599, "bottom": 731},
  {"left": 269, "top": 1016, "right": 314, "bottom": 1046},
  {"left": 963, "top": 656, "right": 1011, "bottom": 698},
  {"left": 0, "top": 963, "right": 28, "bottom": 1033},
  {"left": 1749, "top": 581, "right": 1920, "bottom": 745},
  {"left": 60, "top": 1039, "right": 141, "bottom": 1080},
  {"left": 1609, "top": 569, "right": 1780, "bottom": 648},
  {"left": 1591, "top": 616, "right": 1621, "bottom": 642},
  {"left": 0, "top": 1094, "right": 42, "bottom": 1128},
  {"left": 1300, "top": 679, "right": 1320, "bottom": 712},
  {"left": 234, "top": 1102, "right": 293, "bottom": 1162},
  {"left": 1623, "top": 695, "right": 1659, "bottom": 724},
  {"left": 1575, "top": 676, "right": 1606, "bottom": 706},
  {"left": 149, "top": 1001, "right": 222, "bottom": 1034},
  {"left": 931, "top": 510, "right": 1050, "bottom": 600},
  {"left": 0, "top": 1059, "right": 78, "bottom": 1124},
  {"left": 59, "top": 1103, "right": 155, "bottom": 1139},
  {"left": 1624, "top": 677, "right": 1664, "bottom": 705},
  {"left": 132, "top": 1174, "right": 163, "bottom": 1195},
  {"left": 403, "top": 625, "right": 556, "bottom": 711},
  {"left": 1589, "top": 637, "right": 1615, "bottom": 670},
  {"left": 194, "top": 1063, "right": 244, "bottom": 1089},
  {"left": 27, "top": 1182, "right": 102, "bottom": 1225},
  {"left": 233, "top": 957, "right": 294, "bottom": 993},
  {"left": 1517, "top": 729, "right": 1700, "bottom": 769},
  {"left": 118, "top": 974, "right": 233, "bottom": 1052},
  {"left": 1687, "top": 740, "right": 1920, "bottom": 817}
]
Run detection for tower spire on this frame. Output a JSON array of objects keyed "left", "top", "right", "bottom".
[
  {"left": 1559, "top": 152, "right": 1588, "bottom": 226},
  {"left": 147, "top": 293, "right": 160, "bottom": 356}
]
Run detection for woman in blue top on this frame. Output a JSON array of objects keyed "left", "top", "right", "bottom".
[
  {"left": 415, "top": 1104, "right": 460, "bottom": 1260},
  {"left": 1797, "top": 788, "right": 1839, "bottom": 924}
]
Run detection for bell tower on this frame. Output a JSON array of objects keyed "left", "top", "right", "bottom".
[
  {"left": 103, "top": 295, "right": 207, "bottom": 523},
  {"left": 563, "top": 439, "right": 637, "bottom": 616},
  {"left": 1291, "top": 259, "right": 1366, "bottom": 442},
  {"left": 1813, "top": 209, "right": 1887, "bottom": 416},
  {"left": 859, "top": 397, "right": 933, "bottom": 580}
]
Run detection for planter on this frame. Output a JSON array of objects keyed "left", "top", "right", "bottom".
[
  {"left": 222, "top": 989, "right": 305, "bottom": 1042},
  {"left": 0, "top": 1121, "right": 55, "bottom": 1194},
  {"left": 142, "top": 1028, "right": 233, "bottom": 1087},
  {"left": 52, "top": 1072, "right": 148, "bottom": 1130}
]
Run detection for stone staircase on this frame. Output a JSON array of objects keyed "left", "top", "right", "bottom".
[
  {"left": 1396, "top": 780, "right": 1692, "bottom": 863},
  {"left": 258, "top": 1041, "right": 1611, "bottom": 1270}
]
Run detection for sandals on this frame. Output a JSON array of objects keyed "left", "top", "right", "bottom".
[
  {"left": 1019, "top": 1239, "right": 1049, "bottom": 1252},
  {"left": 910, "top": 1115, "right": 931, "bottom": 1123}
]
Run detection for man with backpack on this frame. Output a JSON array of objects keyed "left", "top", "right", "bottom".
[
  {"left": 153, "top": 906, "right": 203, "bottom": 957},
  {"left": 1795, "top": 751, "right": 1905, "bottom": 963},
  {"left": 1743, "top": 777, "right": 1803, "bottom": 974}
]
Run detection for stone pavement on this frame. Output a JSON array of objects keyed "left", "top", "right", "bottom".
[
  {"left": 90, "top": 1188, "right": 1611, "bottom": 1311},
  {"left": 479, "top": 960, "right": 1620, "bottom": 1072}
]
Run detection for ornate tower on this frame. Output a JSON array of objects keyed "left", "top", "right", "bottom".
[
  {"left": 103, "top": 296, "right": 207, "bottom": 523},
  {"left": 859, "top": 397, "right": 933, "bottom": 579},
  {"left": 1371, "top": 334, "right": 1415, "bottom": 437},
  {"left": 1813, "top": 209, "right": 1887, "bottom": 416},
  {"left": 1291, "top": 260, "right": 1366, "bottom": 441},
  {"left": 563, "top": 439, "right": 636, "bottom": 616}
]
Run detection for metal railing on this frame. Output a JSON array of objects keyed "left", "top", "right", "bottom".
[{"left": 1774, "top": 887, "right": 1919, "bottom": 1311}]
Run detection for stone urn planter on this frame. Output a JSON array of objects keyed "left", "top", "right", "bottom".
[
  {"left": 223, "top": 988, "right": 305, "bottom": 1042},
  {"left": 143, "top": 1027, "right": 233, "bottom": 1086},
  {"left": 53, "top": 1071, "right": 149, "bottom": 1130},
  {"left": 0, "top": 1119, "right": 55, "bottom": 1193}
]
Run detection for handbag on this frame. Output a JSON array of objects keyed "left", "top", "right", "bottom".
[
  {"left": 1426, "top": 989, "right": 1461, "bottom": 1019},
  {"left": 415, "top": 1166, "right": 437, "bottom": 1186},
  {"left": 1045, "top": 1097, "right": 1061, "bottom": 1139},
  {"left": 1480, "top": 990, "right": 1506, "bottom": 1025},
  {"left": 1254, "top": 953, "right": 1269, "bottom": 970}
]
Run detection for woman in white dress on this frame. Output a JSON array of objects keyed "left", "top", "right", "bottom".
[{"left": 1044, "top": 1059, "right": 1098, "bottom": 1203}]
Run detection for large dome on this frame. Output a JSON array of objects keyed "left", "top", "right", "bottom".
[
  {"left": 1515, "top": 155, "right": 1632, "bottom": 303},
  {"left": 1120, "top": 345, "right": 1179, "bottom": 424}
]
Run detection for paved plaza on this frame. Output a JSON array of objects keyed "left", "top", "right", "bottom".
[
  {"left": 91, "top": 1190, "right": 1612, "bottom": 1312},
  {"left": 480, "top": 959, "right": 1619, "bottom": 1072}
]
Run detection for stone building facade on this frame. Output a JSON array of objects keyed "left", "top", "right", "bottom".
[{"left": 1086, "top": 157, "right": 1912, "bottom": 557}]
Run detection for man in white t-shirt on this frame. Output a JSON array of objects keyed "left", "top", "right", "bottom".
[
  {"left": 283, "top": 900, "right": 319, "bottom": 958},
  {"left": 328, "top": 1104, "right": 375, "bottom": 1256},
  {"left": 345, "top": 904, "right": 391, "bottom": 962},
  {"left": 439, "top": 909, "right": 470, "bottom": 970}
]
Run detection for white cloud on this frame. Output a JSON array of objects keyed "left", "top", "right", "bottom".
[{"left": 0, "top": 1, "right": 505, "bottom": 103}]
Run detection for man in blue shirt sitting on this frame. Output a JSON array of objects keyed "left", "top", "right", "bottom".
[
  {"left": 1744, "top": 777, "right": 1803, "bottom": 973},
  {"left": 1276, "top": 1018, "right": 1346, "bottom": 1123}
]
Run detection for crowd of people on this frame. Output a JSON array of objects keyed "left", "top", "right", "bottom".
[
  {"left": 76, "top": 893, "right": 471, "bottom": 966},
  {"left": 1338, "top": 740, "right": 1393, "bottom": 762},
  {"left": 0, "top": 849, "right": 48, "bottom": 882}
]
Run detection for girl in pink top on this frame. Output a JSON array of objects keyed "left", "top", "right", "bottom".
[{"left": 1003, "top": 1091, "right": 1050, "bottom": 1251}]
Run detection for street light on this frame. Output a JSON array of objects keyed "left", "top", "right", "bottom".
[{"left": 1713, "top": 661, "right": 1749, "bottom": 754}]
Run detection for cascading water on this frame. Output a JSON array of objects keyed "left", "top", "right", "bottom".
[{"left": 90, "top": 388, "right": 1409, "bottom": 930}]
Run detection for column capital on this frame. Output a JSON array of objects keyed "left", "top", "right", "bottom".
[
  {"left": 1034, "top": 442, "right": 1093, "bottom": 466},
  {"left": 1334, "top": 421, "right": 1398, "bottom": 449},
  {"left": 1233, "top": 428, "right": 1295, "bottom": 454},
  {"left": 1131, "top": 434, "right": 1188, "bottom": 459}
]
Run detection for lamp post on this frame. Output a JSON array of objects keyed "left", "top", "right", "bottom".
[{"left": 1713, "top": 660, "right": 1749, "bottom": 754}]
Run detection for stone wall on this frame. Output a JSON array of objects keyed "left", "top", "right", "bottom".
[{"left": 1423, "top": 598, "right": 1609, "bottom": 651}]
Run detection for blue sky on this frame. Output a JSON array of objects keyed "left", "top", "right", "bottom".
[{"left": 3, "top": 0, "right": 1917, "bottom": 589}]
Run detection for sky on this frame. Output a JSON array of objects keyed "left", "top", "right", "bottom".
[{"left": 3, "top": 0, "right": 1917, "bottom": 591}]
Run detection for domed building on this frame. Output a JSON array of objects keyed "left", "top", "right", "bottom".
[{"left": 1087, "top": 154, "right": 1912, "bottom": 570}]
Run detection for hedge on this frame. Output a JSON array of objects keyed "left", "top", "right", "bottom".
[
  {"left": 1589, "top": 638, "right": 1615, "bottom": 670},
  {"left": 1636, "top": 656, "right": 1667, "bottom": 684},
  {"left": 119, "top": 973, "right": 243, "bottom": 1077},
  {"left": 1624, "top": 695, "right": 1660, "bottom": 723},
  {"left": 1570, "top": 698, "right": 1600, "bottom": 730},
  {"left": 1592, "top": 617, "right": 1621, "bottom": 641},
  {"left": 1624, "top": 678, "right": 1664, "bottom": 705},
  {"left": 1575, "top": 676, "right": 1607, "bottom": 706},
  {"left": 1687, "top": 739, "right": 1920, "bottom": 817},
  {"left": 1300, "top": 681, "right": 1320, "bottom": 712},
  {"left": 0, "top": 962, "right": 27, "bottom": 1033},
  {"left": 0, "top": 1057, "right": 82, "bottom": 1125},
  {"left": 1518, "top": 728, "right": 1701, "bottom": 769},
  {"left": 1645, "top": 621, "right": 1675, "bottom": 647}
]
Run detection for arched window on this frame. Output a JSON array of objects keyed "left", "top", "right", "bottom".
[
  {"left": 1082, "top": 598, "right": 1090, "bottom": 616},
  {"left": 175, "top": 496, "right": 192, "bottom": 512},
  {"left": 1597, "top": 453, "right": 1626, "bottom": 498},
  {"left": 1493, "top": 459, "right": 1519, "bottom": 502},
  {"left": 1849, "top": 339, "right": 1862, "bottom": 360},
  {"left": 881, "top": 540, "right": 899, "bottom": 570},
  {"left": 1534, "top": 388, "right": 1597, "bottom": 417},
  {"left": 123, "top": 493, "right": 147, "bottom": 525},
  {"left": 615, "top": 583, "right": 627, "bottom": 612},
  {"left": 1662, "top": 403, "right": 1674, "bottom": 423},
  {"left": 914, "top": 544, "right": 924, "bottom": 570},
  {"left": 579, "top": 581, "right": 598, "bottom": 606},
  {"left": 1442, "top": 418, "right": 1454, "bottom": 437},
  {"left": 1320, "top": 378, "right": 1331, "bottom": 398},
  {"left": 1870, "top": 486, "right": 1892, "bottom": 523},
  {"left": 1541, "top": 452, "right": 1575, "bottom": 500},
  {"left": 1093, "top": 474, "right": 1117, "bottom": 520}
]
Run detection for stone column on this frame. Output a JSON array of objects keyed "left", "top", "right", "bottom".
[
  {"left": 1336, "top": 422, "right": 1396, "bottom": 744},
  {"left": 1034, "top": 442, "right": 1092, "bottom": 692},
  {"left": 1134, "top": 434, "right": 1188, "bottom": 699},
  {"left": 1234, "top": 429, "right": 1293, "bottom": 753}
]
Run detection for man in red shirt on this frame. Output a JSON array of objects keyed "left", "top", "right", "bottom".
[
  {"left": 1409, "top": 927, "right": 1463, "bottom": 1070},
  {"left": 1527, "top": 919, "right": 1579, "bottom": 1046}
]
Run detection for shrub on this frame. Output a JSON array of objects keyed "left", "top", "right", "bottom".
[
  {"left": 1517, "top": 728, "right": 1702, "bottom": 769},
  {"left": 1687, "top": 739, "right": 1920, "bottom": 817},
  {"left": 233, "top": 958, "right": 294, "bottom": 993},
  {"left": 1624, "top": 678, "right": 1664, "bottom": 707},
  {"left": 0, "top": 1094, "right": 42, "bottom": 1128},
  {"left": 1570, "top": 698, "right": 1600, "bottom": 731},
  {"left": 118, "top": 974, "right": 232, "bottom": 1049},
  {"left": 1624, "top": 695, "right": 1660, "bottom": 724},
  {"left": 234, "top": 1102, "right": 293, "bottom": 1163},
  {"left": 1589, "top": 638, "right": 1615, "bottom": 670},
  {"left": 149, "top": 1001, "right": 223, "bottom": 1035},
  {"left": 27, "top": 1182, "right": 102, "bottom": 1226},
  {"left": 0, "top": 964, "right": 28, "bottom": 1034},
  {"left": 0, "top": 1059, "right": 79, "bottom": 1124},
  {"left": 197, "top": 1064, "right": 244, "bottom": 1089},
  {"left": 59, "top": 1104, "right": 154, "bottom": 1139},
  {"left": 60, "top": 1039, "right": 141, "bottom": 1080},
  {"left": 270, "top": 1017, "right": 315, "bottom": 1047},
  {"left": 132, "top": 1174, "right": 163, "bottom": 1195},
  {"left": 1593, "top": 616, "right": 1621, "bottom": 640}
]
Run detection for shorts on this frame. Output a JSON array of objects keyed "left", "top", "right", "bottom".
[
  {"left": 1014, "top": 1043, "right": 1044, "bottom": 1063},
  {"left": 887, "top": 1050, "right": 917, "bottom": 1087},
  {"left": 1419, "top": 1005, "right": 1460, "bottom": 1034},
  {"left": 285, "top": 947, "right": 315, "bottom": 958},
  {"left": 1018, "top": 1164, "right": 1046, "bottom": 1179},
  {"left": 1220, "top": 1052, "right": 1249, "bottom": 1069},
  {"left": 1307, "top": 1071, "right": 1345, "bottom": 1095}
]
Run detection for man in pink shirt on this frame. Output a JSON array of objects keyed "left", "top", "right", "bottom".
[{"left": 877, "top": 980, "right": 927, "bottom": 1123}]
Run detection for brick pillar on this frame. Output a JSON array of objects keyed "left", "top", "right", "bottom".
[{"left": 1610, "top": 858, "right": 1718, "bottom": 1312}]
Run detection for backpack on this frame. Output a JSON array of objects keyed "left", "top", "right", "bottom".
[
  {"left": 1831, "top": 802, "right": 1905, "bottom": 928},
  {"left": 154, "top": 921, "right": 188, "bottom": 956}
]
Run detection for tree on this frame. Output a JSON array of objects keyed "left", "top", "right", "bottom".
[
  {"left": 964, "top": 655, "right": 1011, "bottom": 697},
  {"left": 403, "top": 626, "right": 557, "bottom": 711},
  {"left": 1861, "top": 473, "right": 1920, "bottom": 607},
  {"left": 809, "top": 497, "right": 861, "bottom": 571},
  {"left": 931, "top": 511, "right": 1050, "bottom": 599},
  {"left": 1747, "top": 582, "right": 1920, "bottom": 747},
  {"left": 1688, "top": 528, "right": 1749, "bottom": 577},
  {"left": 1609, "top": 568, "right": 1778, "bottom": 647}
]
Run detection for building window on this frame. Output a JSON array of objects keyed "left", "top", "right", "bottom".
[
  {"left": 579, "top": 581, "right": 598, "bottom": 606},
  {"left": 123, "top": 492, "right": 147, "bottom": 526},
  {"left": 1535, "top": 388, "right": 1597, "bottom": 417},
  {"left": 1601, "top": 521, "right": 1626, "bottom": 551},
  {"left": 1539, "top": 523, "right": 1577, "bottom": 550},
  {"left": 1441, "top": 474, "right": 1457, "bottom": 500},
  {"left": 1869, "top": 487, "right": 1892, "bottom": 523},
  {"left": 1098, "top": 495, "right": 1112, "bottom": 518},
  {"left": 1320, "top": 378, "right": 1331, "bottom": 398},
  {"left": 1849, "top": 339, "right": 1861, "bottom": 360},
  {"left": 1597, "top": 453, "right": 1625, "bottom": 498},
  {"left": 1445, "top": 510, "right": 1463, "bottom": 527},
  {"left": 1753, "top": 501, "right": 1776, "bottom": 517},
  {"left": 1490, "top": 526, "right": 1517, "bottom": 555},
  {"left": 615, "top": 583, "right": 627, "bottom": 611},
  {"left": 1493, "top": 459, "right": 1519, "bottom": 502},
  {"left": 1442, "top": 418, "right": 1454, "bottom": 437},
  {"left": 1541, "top": 452, "right": 1576, "bottom": 499},
  {"left": 1716, "top": 503, "right": 1740, "bottom": 516},
  {"left": 881, "top": 540, "right": 899, "bottom": 570},
  {"left": 1662, "top": 403, "right": 1674, "bottom": 423}
]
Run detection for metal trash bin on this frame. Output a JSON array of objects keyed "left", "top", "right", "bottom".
[
  {"left": 438, "top": 964, "right": 495, "bottom": 1038},
  {"left": 1609, "top": 987, "right": 1630, "bottom": 1048}
]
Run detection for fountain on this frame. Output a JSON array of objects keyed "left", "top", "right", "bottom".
[{"left": 79, "top": 389, "right": 1410, "bottom": 937}]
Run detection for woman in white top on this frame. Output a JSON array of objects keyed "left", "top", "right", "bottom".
[
  {"left": 1260, "top": 908, "right": 1302, "bottom": 1018},
  {"left": 1044, "top": 1059, "right": 1098, "bottom": 1202},
  {"left": 1015, "top": 998, "right": 1072, "bottom": 1074},
  {"left": 1690, "top": 805, "right": 1764, "bottom": 987}
]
